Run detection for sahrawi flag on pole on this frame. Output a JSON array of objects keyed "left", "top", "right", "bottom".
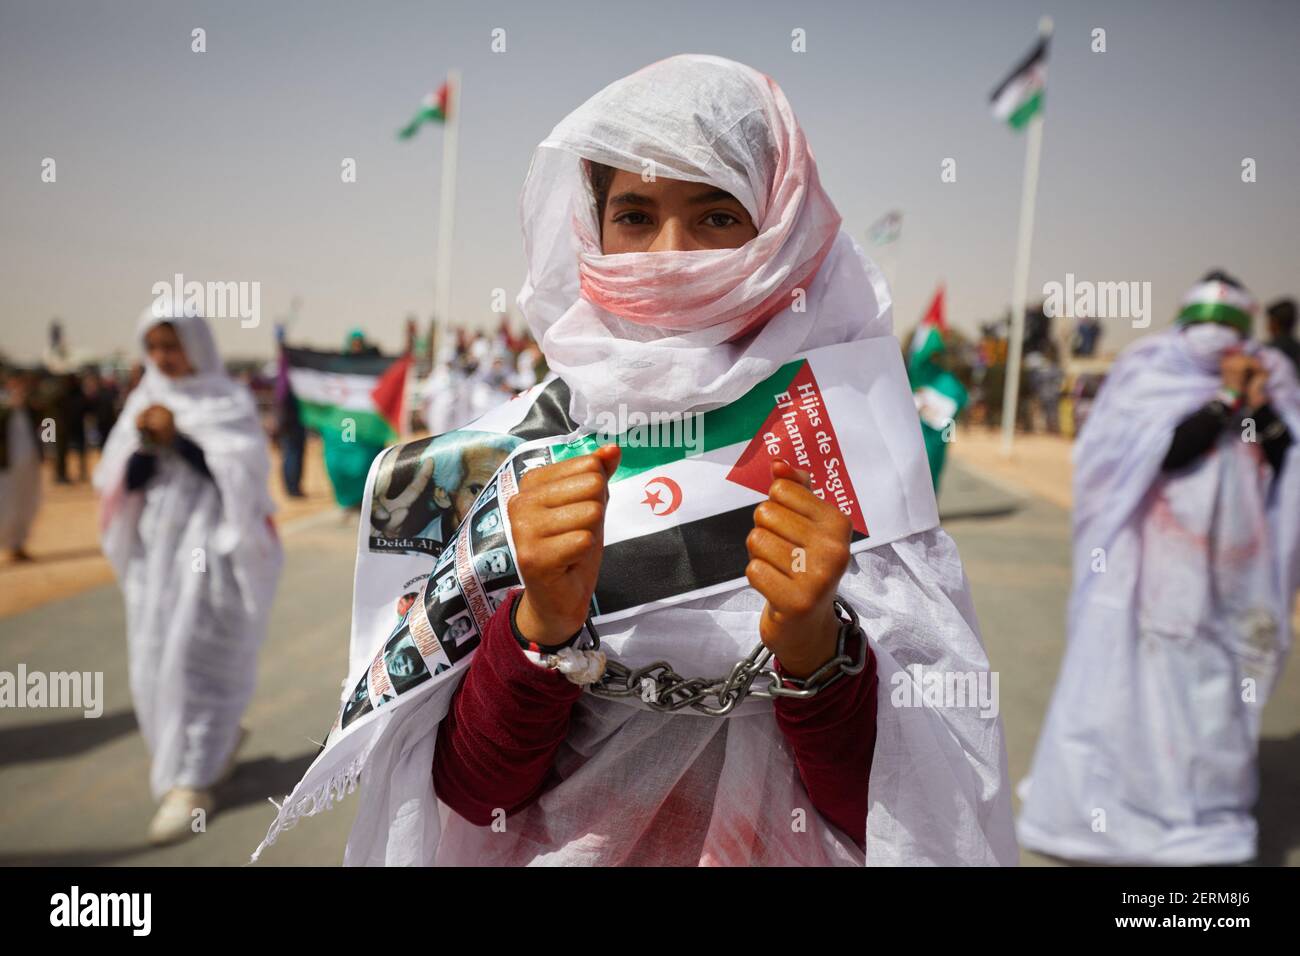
[
  {"left": 990, "top": 34, "right": 1048, "bottom": 130},
  {"left": 992, "top": 19, "right": 1052, "bottom": 455},
  {"left": 284, "top": 347, "right": 411, "bottom": 448},
  {"left": 397, "top": 82, "right": 450, "bottom": 140}
]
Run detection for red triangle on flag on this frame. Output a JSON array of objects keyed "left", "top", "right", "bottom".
[
  {"left": 371, "top": 353, "right": 411, "bottom": 433},
  {"left": 922, "top": 284, "right": 946, "bottom": 331},
  {"left": 725, "top": 361, "right": 868, "bottom": 536}
]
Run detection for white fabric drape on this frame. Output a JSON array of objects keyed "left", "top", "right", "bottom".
[
  {"left": 332, "top": 526, "right": 1015, "bottom": 867},
  {"left": 1017, "top": 326, "right": 1300, "bottom": 864},
  {"left": 94, "top": 308, "right": 283, "bottom": 799}
]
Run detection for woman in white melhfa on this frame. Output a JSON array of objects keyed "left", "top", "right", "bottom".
[
  {"left": 1018, "top": 271, "right": 1299, "bottom": 864},
  {"left": 95, "top": 306, "right": 283, "bottom": 844}
]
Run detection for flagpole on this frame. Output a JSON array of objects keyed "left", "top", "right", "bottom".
[
  {"left": 1000, "top": 17, "right": 1051, "bottom": 456},
  {"left": 434, "top": 68, "right": 461, "bottom": 363}
]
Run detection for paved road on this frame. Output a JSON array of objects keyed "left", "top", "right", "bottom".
[
  {"left": 1, "top": 466, "right": 1296, "bottom": 866},
  {"left": 0, "top": 509, "right": 360, "bottom": 866}
]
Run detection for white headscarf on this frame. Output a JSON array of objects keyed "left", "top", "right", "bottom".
[
  {"left": 95, "top": 306, "right": 278, "bottom": 606},
  {"left": 517, "top": 54, "right": 890, "bottom": 427}
]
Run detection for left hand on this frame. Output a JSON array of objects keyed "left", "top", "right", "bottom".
[
  {"left": 136, "top": 404, "right": 176, "bottom": 446},
  {"left": 745, "top": 459, "right": 853, "bottom": 679}
]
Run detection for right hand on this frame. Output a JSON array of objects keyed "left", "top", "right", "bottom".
[
  {"left": 1220, "top": 353, "right": 1262, "bottom": 396},
  {"left": 509, "top": 444, "right": 621, "bottom": 646}
]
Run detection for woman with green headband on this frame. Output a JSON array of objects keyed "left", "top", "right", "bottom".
[{"left": 1019, "top": 269, "right": 1300, "bottom": 865}]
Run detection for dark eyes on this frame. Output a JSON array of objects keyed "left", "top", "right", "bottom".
[
  {"left": 469, "top": 483, "right": 484, "bottom": 495},
  {"left": 610, "top": 211, "right": 742, "bottom": 228},
  {"left": 612, "top": 211, "right": 653, "bottom": 226},
  {"left": 703, "top": 212, "right": 741, "bottom": 228}
]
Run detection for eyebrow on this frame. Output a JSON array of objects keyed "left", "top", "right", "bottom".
[
  {"left": 608, "top": 191, "right": 654, "bottom": 207},
  {"left": 607, "top": 188, "right": 742, "bottom": 208},
  {"left": 686, "top": 189, "right": 740, "bottom": 205}
]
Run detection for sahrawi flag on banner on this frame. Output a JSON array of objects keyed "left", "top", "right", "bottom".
[
  {"left": 990, "top": 34, "right": 1048, "bottom": 130},
  {"left": 397, "top": 82, "right": 450, "bottom": 140},
  {"left": 284, "top": 347, "right": 411, "bottom": 447},
  {"left": 251, "top": 336, "right": 939, "bottom": 858}
]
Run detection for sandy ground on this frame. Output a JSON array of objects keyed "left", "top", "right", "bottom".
[
  {"left": 950, "top": 427, "right": 1075, "bottom": 511},
  {"left": 0, "top": 439, "right": 336, "bottom": 618}
]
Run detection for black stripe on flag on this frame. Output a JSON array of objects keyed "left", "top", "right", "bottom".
[
  {"left": 508, "top": 379, "right": 577, "bottom": 441},
  {"left": 594, "top": 506, "right": 868, "bottom": 617},
  {"left": 283, "top": 346, "right": 397, "bottom": 377},
  {"left": 989, "top": 36, "right": 1049, "bottom": 104}
]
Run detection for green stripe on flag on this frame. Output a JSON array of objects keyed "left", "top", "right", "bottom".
[
  {"left": 1008, "top": 90, "right": 1043, "bottom": 130},
  {"left": 297, "top": 399, "right": 395, "bottom": 447},
  {"left": 398, "top": 106, "right": 445, "bottom": 140},
  {"left": 549, "top": 359, "right": 805, "bottom": 482}
]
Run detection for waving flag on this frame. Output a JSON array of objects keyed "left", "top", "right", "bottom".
[
  {"left": 284, "top": 347, "right": 410, "bottom": 447},
  {"left": 867, "top": 210, "right": 903, "bottom": 247},
  {"left": 990, "top": 35, "right": 1048, "bottom": 131},
  {"left": 398, "top": 82, "right": 450, "bottom": 140},
  {"left": 908, "top": 285, "right": 967, "bottom": 489}
]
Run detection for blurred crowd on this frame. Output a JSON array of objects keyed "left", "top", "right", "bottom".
[
  {"left": 917, "top": 300, "right": 1299, "bottom": 440},
  {"left": 415, "top": 317, "right": 547, "bottom": 436},
  {"left": 0, "top": 364, "right": 134, "bottom": 486}
]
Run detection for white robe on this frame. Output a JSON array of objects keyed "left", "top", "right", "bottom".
[
  {"left": 95, "top": 309, "right": 283, "bottom": 800},
  {"left": 333, "top": 527, "right": 1015, "bottom": 867},
  {"left": 0, "top": 405, "right": 42, "bottom": 551},
  {"left": 1017, "top": 326, "right": 1300, "bottom": 864}
]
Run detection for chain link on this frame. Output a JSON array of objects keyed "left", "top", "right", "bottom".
[{"left": 583, "top": 598, "right": 865, "bottom": 717}]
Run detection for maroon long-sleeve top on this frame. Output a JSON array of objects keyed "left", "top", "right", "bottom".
[{"left": 432, "top": 589, "right": 877, "bottom": 850}]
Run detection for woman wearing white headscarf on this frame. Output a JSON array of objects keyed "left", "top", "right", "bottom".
[
  {"left": 256, "top": 55, "right": 1015, "bottom": 866},
  {"left": 1017, "top": 272, "right": 1299, "bottom": 864},
  {"left": 95, "top": 306, "right": 283, "bottom": 844}
]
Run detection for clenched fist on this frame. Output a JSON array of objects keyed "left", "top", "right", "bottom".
[
  {"left": 136, "top": 404, "right": 177, "bottom": 446},
  {"left": 509, "top": 444, "right": 621, "bottom": 647},
  {"left": 1221, "top": 352, "right": 1269, "bottom": 409},
  {"left": 745, "top": 459, "right": 853, "bottom": 679}
]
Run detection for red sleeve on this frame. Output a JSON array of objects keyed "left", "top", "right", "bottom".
[
  {"left": 432, "top": 589, "right": 584, "bottom": 826},
  {"left": 772, "top": 632, "right": 878, "bottom": 850}
]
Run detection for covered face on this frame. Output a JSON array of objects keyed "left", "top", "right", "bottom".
[{"left": 517, "top": 55, "right": 889, "bottom": 428}]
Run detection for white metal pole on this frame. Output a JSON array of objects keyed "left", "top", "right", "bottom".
[
  {"left": 434, "top": 69, "right": 460, "bottom": 359},
  {"left": 1000, "top": 18, "right": 1051, "bottom": 456}
]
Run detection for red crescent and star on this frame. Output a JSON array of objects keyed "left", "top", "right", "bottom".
[{"left": 641, "top": 475, "right": 682, "bottom": 516}]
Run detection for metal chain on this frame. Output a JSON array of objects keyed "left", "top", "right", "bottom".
[{"left": 582, "top": 598, "right": 866, "bottom": 717}]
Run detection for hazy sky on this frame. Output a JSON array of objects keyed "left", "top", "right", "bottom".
[{"left": 2, "top": 0, "right": 1297, "bottom": 364}]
